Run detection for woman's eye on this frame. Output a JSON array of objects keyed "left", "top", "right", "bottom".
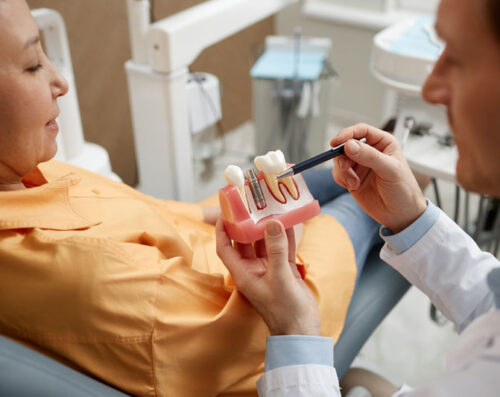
[{"left": 26, "top": 64, "right": 42, "bottom": 73}]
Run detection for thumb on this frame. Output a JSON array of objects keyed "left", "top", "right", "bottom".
[
  {"left": 344, "top": 139, "right": 399, "bottom": 179},
  {"left": 265, "top": 221, "right": 290, "bottom": 278}
]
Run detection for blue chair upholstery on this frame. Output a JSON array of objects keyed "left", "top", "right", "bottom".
[{"left": 0, "top": 336, "right": 127, "bottom": 397}]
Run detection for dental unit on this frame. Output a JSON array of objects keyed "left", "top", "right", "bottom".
[{"left": 220, "top": 151, "right": 320, "bottom": 243}]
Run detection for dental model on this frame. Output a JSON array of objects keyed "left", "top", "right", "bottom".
[
  {"left": 254, "top": 150, "right": 298, "bottom": 202},
  {"left": 224, "top": 165, "right": 248, "bottom": 209},
  {"left": 219, "top": 151, "right": 320, "bottom": 243}
]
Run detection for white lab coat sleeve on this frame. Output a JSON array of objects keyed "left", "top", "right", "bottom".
[
  {"left": 400, "top": 310, "right": 500, "bottom": 397},
  {"left": 257, "top": 364, "right": 341, "bottom": 397},
  {"left": 381, "top": 210, "right": 499, "bottom": 332},
  {"left": 401, "top": 362, "right": 500, "bottom": 397}
]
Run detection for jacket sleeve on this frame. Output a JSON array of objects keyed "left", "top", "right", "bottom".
[{"left": 381, "top": 209, "right": 499, "bottom": 332}]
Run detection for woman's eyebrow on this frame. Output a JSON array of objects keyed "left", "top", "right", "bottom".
[{"left": 24, "top": 35, "right": 40, "bottom": 49}]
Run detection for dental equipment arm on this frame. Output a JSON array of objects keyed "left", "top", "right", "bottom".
[{"left": 147, "top": 0, "right": 297, "bottom": 73}]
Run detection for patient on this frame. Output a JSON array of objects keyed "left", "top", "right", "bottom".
[{"left": 0, "top": 1, "right": 402, "bottom": 395}]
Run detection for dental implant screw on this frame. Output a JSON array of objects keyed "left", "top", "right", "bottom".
[{"left": 245, "top": 168, "right": 267, "bottom": 210}]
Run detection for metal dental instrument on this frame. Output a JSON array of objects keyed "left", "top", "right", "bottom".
[
  {"left": 276, "top": 137, "right": 367, "bottom": 180},
  {"left": 245, "top": 168, "right": 267, "bottom": 210},
  {"left": 400, "top": 116, "right": 416, "bottom": 149}
]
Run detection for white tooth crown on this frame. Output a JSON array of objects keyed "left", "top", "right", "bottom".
[
  {"left": 224, "top": 165, "right": 248, "bottom": 208},
  {"left": 254, "top": 150, "right": 298, "bottom": 202},
  {"left": 254, "top": 150, "right": 286, "bottom": 174},
  {"left": 224, "top": 165, "right": 244, "bottom": 187}
]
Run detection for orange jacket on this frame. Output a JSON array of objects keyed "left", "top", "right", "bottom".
[{"left": 0, "top": 160, "right": 355, "bottom": 396}]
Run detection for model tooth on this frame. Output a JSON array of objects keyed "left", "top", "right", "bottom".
[
  {"left": 254, "top": 150, "right": 298, "bottom": 201},
  {"left": 224, "top": 165, "right": 248, "bottom": 208},
  {"left": 255, "top": 150, "right": 285, "bottom": 174},
  {"left": 281, "top": 174, "right": 298, "bottom": 199}
]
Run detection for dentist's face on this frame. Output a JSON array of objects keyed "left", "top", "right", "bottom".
[
  {"left": 422, "top": 0, "right": 500, "bottom": 197},
  {"left": 0, "top": 0, "right": 68, "bottom": 181}
]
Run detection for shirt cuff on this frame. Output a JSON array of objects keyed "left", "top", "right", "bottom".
[
  {"left": 264, "top": 335, "right": 334, "bottom": 371},
  {"left": 380, "top": 200, "right": 440, "bottom": 255}
]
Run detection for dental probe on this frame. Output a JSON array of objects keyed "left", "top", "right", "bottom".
[
  {"left": 276, "top": 138, "right": 367, "bottom": 180},
  {"left": 245, "top": 168, "right": 267, "bottom": 210}
]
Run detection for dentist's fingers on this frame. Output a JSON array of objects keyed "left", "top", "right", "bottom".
[
  {"left": 334, "top": 155, "right": 356, "bottom": 173},
  {"left": 330, "top": 123, "right": 396, "bottom": 151},
  {"left": 332, "top": 158, "right": 360, "bottom": 190},
  {"left": 344, "top": 139, "right": 402, "bottom": 179}
]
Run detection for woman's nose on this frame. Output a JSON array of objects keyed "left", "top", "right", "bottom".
[
  {"left": 422, "top": 55, "right": 451, "bottom": 107},
  {"left": 48, "top": 59, "right": 69, "bottom": 99},
  {"left": 53, "top": 69, "right": 69, "bottom": 99}
]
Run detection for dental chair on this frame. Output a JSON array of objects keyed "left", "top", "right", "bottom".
[{"left": 0, "top": 336, "right": 127, "bottom": 397}]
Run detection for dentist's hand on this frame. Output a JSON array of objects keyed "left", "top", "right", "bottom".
[
  {"left": 331, "top": 123, "right": 427, "bottom": 233},
  {"left": 216, "top": 217, "right": 321, "bottom": 336}
]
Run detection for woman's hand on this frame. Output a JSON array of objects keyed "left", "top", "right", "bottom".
[
  {"left": 216, "top": 217, "right": 321, "bottom": 336},
  {"left": 331, "top": 123, "right": 427, "bottom": 233},
  {"left": 202, "top": 206, "right": 221, "bottom": 225}
]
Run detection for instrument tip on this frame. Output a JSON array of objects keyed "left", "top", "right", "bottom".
[{"left": 277, "top": 168, "right": 293, "bottom": 180}]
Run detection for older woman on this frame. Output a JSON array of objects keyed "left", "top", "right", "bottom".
[{"left": 0, "top": 1, "right": 407, "bottom": 395}]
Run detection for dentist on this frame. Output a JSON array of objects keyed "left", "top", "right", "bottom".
[{"left": 216, "top": 0, "right": 500, "bottom": 395}]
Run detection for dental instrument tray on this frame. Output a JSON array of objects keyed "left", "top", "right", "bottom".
[{"left": 219, "top": 150, "right": 320, "bottom": 243}]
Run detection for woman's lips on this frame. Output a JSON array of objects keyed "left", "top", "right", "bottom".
[{"left": 45, "top": 119, "right": 59, "bottom": 132}]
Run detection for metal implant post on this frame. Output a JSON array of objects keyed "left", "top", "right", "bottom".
[{"left": 245, "top": 168, "right": 267, "bottom": 210}]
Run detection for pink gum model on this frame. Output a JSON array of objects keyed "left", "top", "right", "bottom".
[{"left": 219, "top": 170, "right": 320, "bottom": 243}]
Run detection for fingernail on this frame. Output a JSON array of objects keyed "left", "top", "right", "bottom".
[
  {"left": 266, "top": 222, "right": 281, "bottom": 236},
  {"left": 346, "top": 140, "right": 360, "bottom": 155},
  {"left": 348, "top": 178, "right": 357, "bottom": 189}
]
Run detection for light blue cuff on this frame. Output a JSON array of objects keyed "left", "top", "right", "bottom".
[
  {"left": 380, "top": 200, "right": 440, "bottom": 255},
  {"left": 265, "top": 335, "right": 334, "bottom": 371}
]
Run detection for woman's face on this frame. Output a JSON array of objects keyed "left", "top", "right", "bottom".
[{"left": 0, "top": 0, "right": 68, "bottom": 182}]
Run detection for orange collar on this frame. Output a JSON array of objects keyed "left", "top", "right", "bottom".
[{"left": 0, "top": 167, "right": 100, "bottom": 231}]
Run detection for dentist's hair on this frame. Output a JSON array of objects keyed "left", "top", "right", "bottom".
[{"left": 486, "top": 0, "right": 500, "bottom": 42}]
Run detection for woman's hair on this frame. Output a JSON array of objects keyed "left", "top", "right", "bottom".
[{"left": 486, "top": 0, "right": 500, "bottom": 42}]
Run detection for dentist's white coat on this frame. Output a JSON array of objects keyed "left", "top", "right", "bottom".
[{"left": 257, "top": 210, "right": 500, "bottom": 397}]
